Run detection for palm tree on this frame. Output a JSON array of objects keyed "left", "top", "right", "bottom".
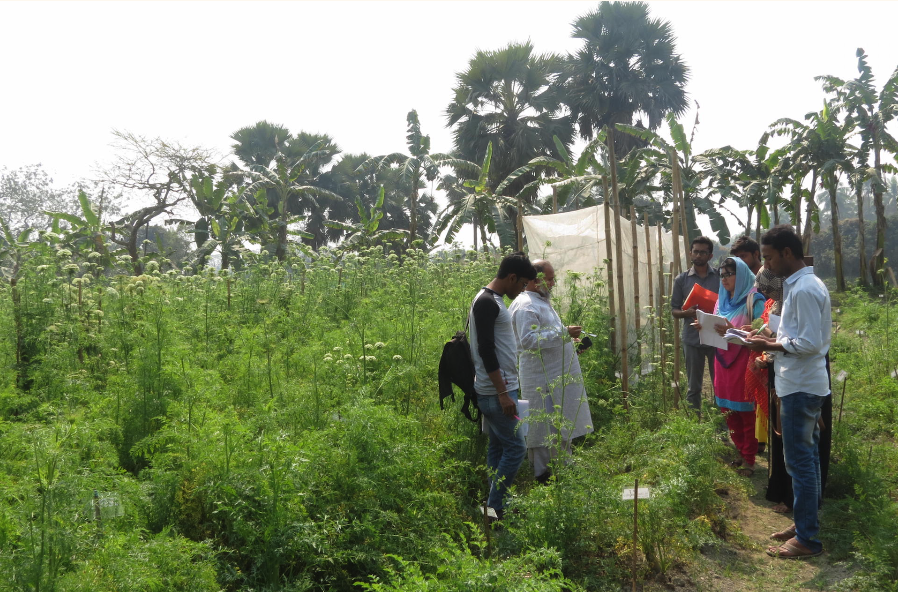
[
  {"left": 446, "top": 41, "right": 573, "bottom": 247},
  {"left": 360, "top": 110, "right": 475, "bottom": 247},
  {"left": 560, "top": 1, "right": 689, "bottom": 154}
]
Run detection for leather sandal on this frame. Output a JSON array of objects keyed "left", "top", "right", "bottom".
[
  {"left": 770, "top": 525, "right": 797, "bottom": 541},
  {"left": 771, "top": 503, "right": 792, "bottom": 514},
  {"left": 736, "top": 465, "right": 755, "bottom": 477},
  {"left": 766, "top": 537, "right": 823, "bottom": 559}
]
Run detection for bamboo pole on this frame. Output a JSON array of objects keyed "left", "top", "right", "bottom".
[
  {"left": 608, "top": 134, "right": 629, "bottom": 403},
  {"left": 675, "top": 161, "right": 692, "bottom": 255},
  {"left": 657, "top": 223, "right": 668, "bottom": 411},
  {"left": 632, "top": 478, "right": 639, "bottom": 592},
  {"left": 517, "top": 198, "right": 524, "bottom": 251},
  {"left": 604, "top": 177, "right": 616, "bottom": 353},
  {"left": 644, "top": 214, "right": 655, "bottom": 363},
  {"left": 630, "top": 206, "right": 641, "bottom": 335},
  {"left": 670, "top": 157, "right": 683, "bottom": 409}
]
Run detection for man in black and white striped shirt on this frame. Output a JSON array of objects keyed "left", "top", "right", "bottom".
[{"left": 469, "top": 252, "right": 536, "bottom": 520}]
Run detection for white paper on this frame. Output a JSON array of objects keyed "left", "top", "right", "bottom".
[
  {"left": 768, "top": 314, "right": 781, "bottom": 334},
  {"left": 723, "top": 328, "right": 752, "bottom": 346},
  {"left": 622, "top": 487, "right": 652, "bottom": 500},
  {"left": 695, "top": 310, "right": 729, "bottom": 350}
]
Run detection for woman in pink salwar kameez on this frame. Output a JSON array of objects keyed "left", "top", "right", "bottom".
[{"left": 706, "top": 257, "right": 766, "bottom": 476}]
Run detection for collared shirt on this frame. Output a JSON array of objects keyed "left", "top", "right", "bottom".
[
  {"left": 774, "top": 266, "right": 831, "bottom": 397},
  {"left": 670, "top": 266, "right": 720, "bottom": 347}
]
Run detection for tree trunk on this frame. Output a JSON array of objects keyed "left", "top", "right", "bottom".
[
  {"left": 873, "top": 146, "right": 887, "bottom": 287},
  {"left": 408, "top": 184, "right": 418, "bottom": 246},
  {"left": 472, "top": 213, "right": 478, "bottom": 251},
  {"left": 828, "top": 176, "right": 846, "bottom": 292},
  {"left": 802, "top": 170, "right": 817, "bottom": 255},
  {"left": 857, "top": 178, "right": 868, "bottom": 286}
]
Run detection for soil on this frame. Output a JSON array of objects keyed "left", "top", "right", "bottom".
[{"left": 642, "top": 448, "right": 857, "bottom": 592}]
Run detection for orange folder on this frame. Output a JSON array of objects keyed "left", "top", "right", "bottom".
[{"left": 683, "top": 283, "right": 718, "bottom": 313}]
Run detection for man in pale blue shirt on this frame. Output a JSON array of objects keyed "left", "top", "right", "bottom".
[{"left": 747, "top": 225, "right": 831, "bottom": 559}]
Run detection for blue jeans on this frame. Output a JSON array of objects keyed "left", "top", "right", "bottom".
[
  {"left": 780, "top": 392, "right": 826, "bottom": 553},
  {"left": 479, "top": 391, "right": 526, "bottom": 512}
]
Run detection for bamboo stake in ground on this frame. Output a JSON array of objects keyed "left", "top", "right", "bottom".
[
  {"left": 644, "top": 213, "right": 655, "bottom": 366},
  {"left": 632, "top": 478, "right": 639, "bottom": 592},
  {"left": 608, "top": 134, "right": 629, "bottom": 403},
  {"left": 657, "top": 223, "right": 668, "bottom": 411},
  {"left": 630, "top": 206, "right": 641, "bottom": 335},
  {"left": 603, "top": 176, "right": 617, "bottom": 354},
  {"left": 670, "top": 157, "right": 684, "bottom": 409}
]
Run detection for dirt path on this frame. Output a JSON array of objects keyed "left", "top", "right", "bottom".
[{"left": 674, "top": 453, "right": 855, "bottom": 591}]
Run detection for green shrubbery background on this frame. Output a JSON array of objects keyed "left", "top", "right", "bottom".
[{"left": 0, "top": 244, "right": 897, "bottom": 590}]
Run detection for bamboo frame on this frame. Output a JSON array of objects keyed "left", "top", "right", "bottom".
[
  {"left": 603, "top": 177, "right": 616, "bottom": 352},
  {"left": 608, "top": 136, "right": 629, "bottom": 403},
  {"left": 630, "top": 205, "right": 641, "bottom": 335},
  {"left": 670, "top": 156, "right": 683, "bottom": 409},
  {"left": 644, "top": 214, "right": 654, "bottom": 361},
  {"left": 657, "top": 223, "right": 667, "bottom": 411}
]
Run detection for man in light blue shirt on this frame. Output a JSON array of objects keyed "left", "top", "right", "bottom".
[{"left": 747, "top": 225, "right": 830, "bottom": 559}]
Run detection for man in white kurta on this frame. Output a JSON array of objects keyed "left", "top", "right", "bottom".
[{"left": 508, "top": 260, "right": 593, "bottom": 483}]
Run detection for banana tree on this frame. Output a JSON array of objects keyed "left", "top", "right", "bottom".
[
  {"left": 496, "top": 133, "right": 611, "bottom": 214},
  {"left": 617, "top": 114, "right": 731, "bottom": 244},
  {"left": 238, "top": 141, "right": 344, "bottom": 261},
  {"left": 325, "top": 186, "right": 408, "bottom": 249},
  {"left": 359, "top": 110, "right": 477, "bottom": 247},
  {"left": 817, "top": 49, "right": 898, "bottom": 286},
  {"left": 434, "top": 143, "right": 509, "bottom": 250}
]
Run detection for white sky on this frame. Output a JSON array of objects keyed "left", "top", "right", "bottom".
[{"left": 2, "top": 1, "right": 897, "bottom": 240}]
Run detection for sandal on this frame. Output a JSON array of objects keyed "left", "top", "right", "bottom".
[
  {"left": 770, "top": 525, "right": 797, "bottom": 541},
  {"left": 766, "top": 537, "right": 823, "bottom": 559},
  {"left": 771, "top": 503, "right": 792, "bottom": 514},
  {"left": 736, "top": 465, "right": 755, "bottom": 477},
  {"left": 728, "top": 459, "right": 743, "bottom": 468}
]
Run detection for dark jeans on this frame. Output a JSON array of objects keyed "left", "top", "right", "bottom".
[
  {"left": 683, "top": 343, "right": 715, "bottom": 411},
  {"left": 780, "top": 392, "right": 827, "bottom": 553}
]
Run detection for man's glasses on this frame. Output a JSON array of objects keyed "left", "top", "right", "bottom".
[
  {"left": 691, "top": 250, "right": 710, "bottom": 256},
  {"left": 719, "top": 270, "right": 736, "bottom": 279}
]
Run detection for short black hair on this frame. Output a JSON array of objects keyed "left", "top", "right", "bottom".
[
  {"left": 691, "top": 236, "right": 714, "bottom": 253},
  {"left": 760, "top": 225, "right": 804, "bottom": 259},
  {"left": 497, "top": 251, "right": 537, "bottom": 280},
  {"left": 730, "top": 235, "right": 760, "bottom": 256}
]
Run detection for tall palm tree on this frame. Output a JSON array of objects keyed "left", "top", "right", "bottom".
[
  {"left": 446, "top": 41, "right": 573, "bottom": 247},
  {"left": 560, "top": 1, "right": 689, "bottom": 154}
]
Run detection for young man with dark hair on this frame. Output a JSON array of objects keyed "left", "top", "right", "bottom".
[
  {"left": 730, "top": 235, "right": 763, "bottom": 275},
  {"left": 469, "top": 251, "right": 537, "bottom": 520},
  {"left": 671, "top": 236, "right": 719, "bottom": 413},
  {"left": 747, "top": 224, "right": 830, "bottom": 559}
]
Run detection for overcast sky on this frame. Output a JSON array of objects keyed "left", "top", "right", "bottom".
[{"left": 2, "top": 1, "right": 897, "bottom": 237}]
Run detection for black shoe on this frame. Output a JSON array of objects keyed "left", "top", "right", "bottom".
[
  {"left": 535, "top": 471, "right": 552, "bottom": 485},
  {"left": 757, "top": 443, "right": 766, "bottom": 454}
]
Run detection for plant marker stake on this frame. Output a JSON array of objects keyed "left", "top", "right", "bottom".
[
  {"left": 632, "top": 478, "right": 639, "bottom": 592},
  {"left": 838, "top": 375, "right": 848, "bottom": 424},
  {"left": 93, "top": 489, "right": 102, "bottom": 535}
]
